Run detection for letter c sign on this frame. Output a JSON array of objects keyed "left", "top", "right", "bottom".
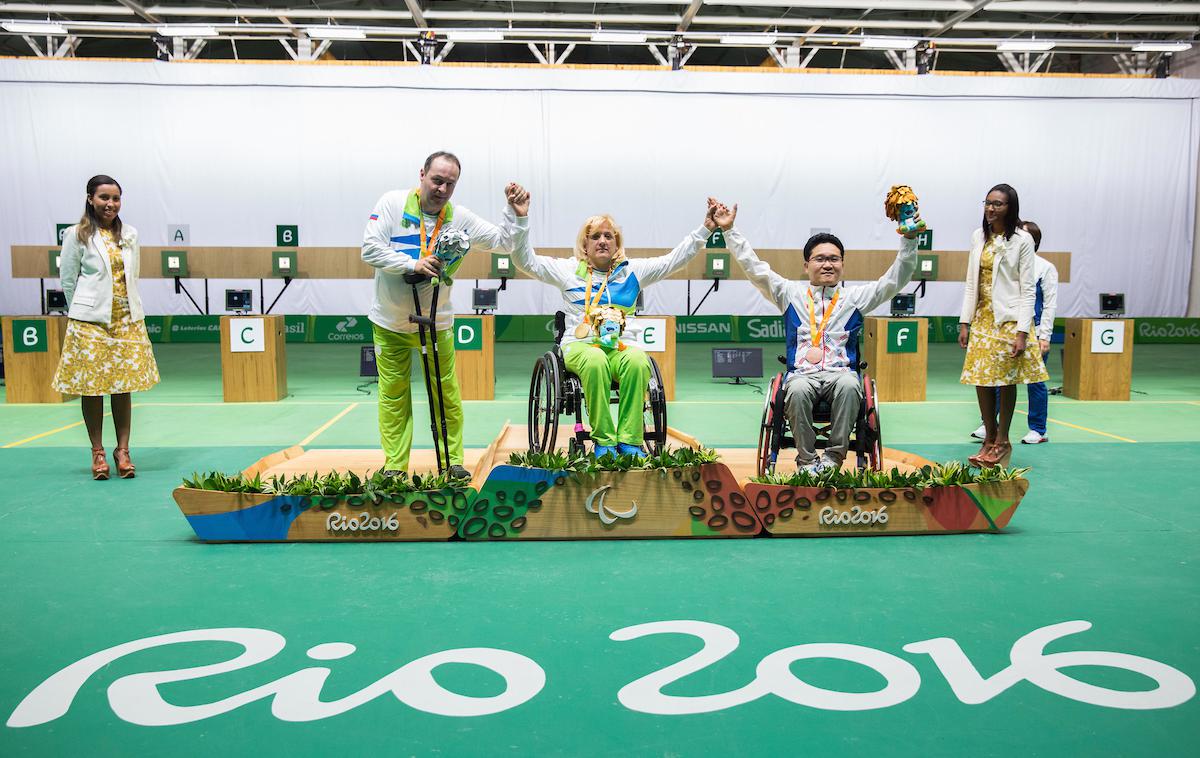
[{"left": 229, "top": 317, "right": 266, "bottom": 353}]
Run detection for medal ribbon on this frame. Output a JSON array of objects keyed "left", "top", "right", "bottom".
[
  {"left": 807, "top": 288, "right": 840, "bottom": 347},
  {"left": 418, "top": 197, "right": 447, "bottom": 260},
  {"left": 582, "top": 266, "right": 613, "bottom": 323}
]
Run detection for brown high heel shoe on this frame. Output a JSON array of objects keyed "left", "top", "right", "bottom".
[
  {"left": 92, "top": 447, "right": 110, "bottom": 480},
  {"left": 976, "top": 440, "right": 1013, "bottom": 468},
  {"left": 967, "top": 441, "right": 992, "bottom": 467},
  {"left": 113, "top": 447, "right": 136, "bottom": 479}
]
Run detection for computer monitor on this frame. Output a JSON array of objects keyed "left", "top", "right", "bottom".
[
  {"left": 359, "top": 345, "right": 378, "bottom": 378},
  {"left": 712, "top": 348, "right": 763, "bottom": 384},
  {"left": 46, "top": 289, "right": 67, "bottom": 313},
  {"left": 1099, "top": 293, "right": 1125, "bottom": 317},
  {"left": 473, "top": 288, "right": 498, "bottom": 311},
  {"left": 225, "top": 289, "right": 253, "bottom": 312},
  {"left": 890, "top": 293, "right": 916, "bottom": 317}
]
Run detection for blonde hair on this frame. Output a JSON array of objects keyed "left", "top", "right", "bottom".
[{"left": 573, "top": 214, "right": 626, "bottom": 266}]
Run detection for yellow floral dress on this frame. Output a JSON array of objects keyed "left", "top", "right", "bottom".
[
  {"left": 960, "top": 236, "right": 1050, "bottom": 387},
  {"left": 52, "top": 228, "right": 160, "bottom": 395}
]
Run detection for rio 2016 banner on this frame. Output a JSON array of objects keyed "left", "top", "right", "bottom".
[{"left": 6, "top": 618, "right": 1194, "bottom": 728}]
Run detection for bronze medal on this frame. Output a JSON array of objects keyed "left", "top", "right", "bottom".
[{"left": 805, "top": 346, "right": 823, "bottom": 364}]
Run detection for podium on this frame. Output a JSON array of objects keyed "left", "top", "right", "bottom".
[
  {"left": 453, "top": 314, "right": 494, "bottom": 401},
  {"left": 1063, "top": 318, "right": 1133, "bottom": 401},
  {"left": 2, "top": 315, "right": 74, "bottom": 404},
  {"left": 627, "top": 315, "right": 677, "bottom": 401},
  {"left": 220, "top": 315, "right": 287, "bottom": 402},
  {"left": 863, "top": 317, "right": 928, "bottom": 402}
]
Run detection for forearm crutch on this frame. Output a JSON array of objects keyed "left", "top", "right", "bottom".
[{"left": 404, "top": 272, "right": 451, "bottom": 474}]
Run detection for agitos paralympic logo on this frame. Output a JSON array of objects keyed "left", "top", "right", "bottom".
[{"left": 6, "top": 620, "right": 1194, "bottom": 727}]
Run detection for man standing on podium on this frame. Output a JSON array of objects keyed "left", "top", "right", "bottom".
[{"left": 362, "top": 151, "right": 522, "bottom": 479}]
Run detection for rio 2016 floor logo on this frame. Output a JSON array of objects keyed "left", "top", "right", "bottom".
[{"left": 7, "top": 619, "right": 1195, "bottom": 727}]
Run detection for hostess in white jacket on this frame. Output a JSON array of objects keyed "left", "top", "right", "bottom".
[
  {"left": 58, "top": 224, "right": 145, "bottom": 326},
  {"left": 959, "top": 226, "right": 1037, "bottom": 334}
]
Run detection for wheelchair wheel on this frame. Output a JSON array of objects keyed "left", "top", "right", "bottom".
[
  {"left": 644, "top": 358, "right": 668, "bottom": 455},
  {"left": 528, "top": 353, "right": 561, "bottom": 453},
  {"left": 862, "top": 373, "right": 883, "bottom": 470},
  {"left": 757, "top": 373, "right": 785, "bottom": 476}
]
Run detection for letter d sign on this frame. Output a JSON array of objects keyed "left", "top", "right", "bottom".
[{"left": 454, "top": 317, "right": 483, "bottom": 351}]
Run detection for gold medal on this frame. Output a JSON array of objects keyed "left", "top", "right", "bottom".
[
  {"left": 805, "top": 346, "right": 823, "bottom": 364},
  {"left": 574, "top": 323, "right": 590, "bottom": 339}
]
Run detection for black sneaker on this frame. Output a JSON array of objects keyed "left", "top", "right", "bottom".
[{"left": 447, "top": 464, "right": 472, "bottom": 481}]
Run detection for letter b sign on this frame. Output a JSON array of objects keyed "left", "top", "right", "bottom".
[{"left": 12, "top": 319, "right": 48, "bottom": 353}]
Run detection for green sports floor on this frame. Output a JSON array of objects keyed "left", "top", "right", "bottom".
[{"left": 1, "top": 342, "right": 1197, "bottom": 756}]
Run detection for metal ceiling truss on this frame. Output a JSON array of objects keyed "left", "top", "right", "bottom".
[{"left": 0, "top": 1, "right": 1196, "bottom": 73}]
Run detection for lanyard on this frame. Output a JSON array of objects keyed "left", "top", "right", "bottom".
[
  {"left": 583, "top": 266, "right": 613, "bottom": 317},
  {"left": 806, "top": 288, "right": 840, "bottom": 346},
  {"left": 418, "top": 203, "right": 447, "bottom": 259}
]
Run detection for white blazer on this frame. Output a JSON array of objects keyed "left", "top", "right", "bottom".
[
  {"left": 959, "top": 226, "right": 1036, "bottom": 334},
  {"left": 58, "top": 223, "right": 145, "bottom": 326}
]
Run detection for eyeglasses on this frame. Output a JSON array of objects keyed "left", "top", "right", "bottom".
[
  {"left": 982, "top": 201, "right": 1008, "bottom": 209},
  {"left": 810, "top": 256, "right": 843, "bottom": 265}
]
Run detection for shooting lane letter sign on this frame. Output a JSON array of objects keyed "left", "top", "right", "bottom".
[
  {"left": 230, "top": 317, "right": 266, "bottom": 353},
  {"left": 887, "top": 321, "right": 918, "bottom": 353},
  {"left": 454, "top": 317, "right": 483, "bottom": 351},
  {"left": 623, "top": 317, "right": 667, "bottom": 353},
  {"left": 1091, "top": 320, "right": 1125, "bottom": 353}
]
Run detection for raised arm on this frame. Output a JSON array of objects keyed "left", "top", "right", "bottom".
[
  {"left": 854, "top": 235, "right": 919, "bottom": 313},
  {"left": 505, "top": 184, "right": 576, "bottom": 289},
  {"left": 361, "top": 192, "right": 416, "bottom": 276},
  {"left": 716, "top": 202, "right": 797, "bottom": 312},
  {"left": 630, "top": 203, "right": 716, "bottom": 286}
]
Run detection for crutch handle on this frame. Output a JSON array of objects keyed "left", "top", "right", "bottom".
[
  {"left": 408, "top": 313, "right": 436, "bottom": 327},
  {"left": 403, "top": 272, "right": 431, "bottom": 285}
]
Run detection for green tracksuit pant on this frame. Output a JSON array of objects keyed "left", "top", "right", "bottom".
[
  {"left": 563, "top": 341, "right": 650, "bottom": 447},
  {"left": 373, "top": 323, "right": 463, "bottom": 472}
]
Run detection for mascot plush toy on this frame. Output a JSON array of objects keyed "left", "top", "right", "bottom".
[
  {"left": 884, "top": 185, "right": 927, "bottom": 236},
  {"left": 589, "top": 305, "right": 627, "bottom": 352}
]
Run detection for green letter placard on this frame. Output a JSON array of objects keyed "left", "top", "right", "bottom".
[
  {"left": 273, "top": 251, "right": 298, "bottom": 278},
  {"left": 48, "top": 249, "right": 61, "bottom": 277},
  {"left": 276, "top": 225, "right": 299, "bottom": 247},
  {"left": 12, "top": 319, "right": 48, "bottom": 353},
  {"left": 162, "top": 250, "right": 189, "bottom": 277},
  {"left": 916, "top": 254, "right": 938, "bottom": 281},
  {"left": 706, "top": 252, "right": 730, "bottom": 280},
  {"left": 454, "top": 317, "right": 483, "bottom": 351},
  {"left": 887, "top": 320, "right": 919, "bottom": 354}
]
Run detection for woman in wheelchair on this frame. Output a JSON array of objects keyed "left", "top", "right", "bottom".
[
  {"left": 506, "top": 187, "right": 716, "bottom": 457},
  {"left": 709, "top": 199, "right": 921, "bottom": 472}
]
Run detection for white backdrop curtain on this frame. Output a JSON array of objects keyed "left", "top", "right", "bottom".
[{"left": 2, "top": 59, "right": 1198, "bottom": 319}]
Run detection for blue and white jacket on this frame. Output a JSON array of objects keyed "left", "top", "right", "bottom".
[
  {"left": 727, "top": 227, "right": 918, "bottom": 374},
  {"left": 510, "top": 215, "right": 709, "bottom": 348}
]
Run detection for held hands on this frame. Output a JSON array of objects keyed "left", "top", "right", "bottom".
[
  {"left": 505, "top": 182, "right": 530, "bottom": 217},
  {"left": 707, "top": 197, "right": 737, "bottom": 231},
  {"left": 1011, "top": 331, "right": 1028, "bottom": 358}
]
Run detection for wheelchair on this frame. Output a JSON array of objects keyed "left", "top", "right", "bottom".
[
  {"left": 756, "top": 331, "right": 883, "bottom": 476},
  {"left": 528, "top": 312, "right": 668, "bottom": 455}
]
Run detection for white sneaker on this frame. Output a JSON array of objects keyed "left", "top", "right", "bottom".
[
  {"left": 970, "top": 424, "right": 987, "bottom": 441},
  {"left": 1020, "top": 430, "right": 1048, "bottom": 444},
  {"left": 819, "top": 454, "right": 842, "bottom": 471},
  {"left": 798, "top": 459, "right": 826, "bottom": 475}
]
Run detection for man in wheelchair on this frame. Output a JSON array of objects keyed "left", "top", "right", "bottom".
[{"left": 710, "top": 199, "right": 921, "bottom": 472}]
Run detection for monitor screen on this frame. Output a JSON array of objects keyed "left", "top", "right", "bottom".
[
  {"left": 46, "top": 289, "right": 67, "bottom": 311},
  {"left": 473, "top": 288, "right": 499, "bottom": 309},
  {"left": 1100, "top": 293, "right": 1125, "bottom": 314},
  {"left": 712, "top": 348, "right": 763, "bottom": 379},
  {"left": 359, "top": 345, "right": 378, "bottom": 378},
  {"left": 890, "top": 293, "right": 916, "bottom": 316},
  {"left": 225, "top": 289, "right": 253, "bottom": 311}
]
